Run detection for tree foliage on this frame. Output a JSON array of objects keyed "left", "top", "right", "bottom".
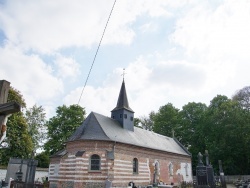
[
  {"left": 232, "top": 86, "right": 250, "bottom": 111},
  {"left": 134, "top": 118, "right": 140, "bottom": 128},
  {"left": 204, "top": 95, "right": 250, "bottom": 174},
  {"left": 152, "top": 103, "right": 179, "bottom": 137},
  {"left": 44, "top": 104, "right": 86, "bottom": 155},
  {"left": 35, "top": 151, "right": 50, "bottom": 168},
  {"left": 137, "top": 111, "right": 155, "bottom": 131},
  {"left": 25, "top": 105, "right": 46, "bottom": 152},
  {"left": 178, "top": 102, "right": 207, "bottom": 170}
]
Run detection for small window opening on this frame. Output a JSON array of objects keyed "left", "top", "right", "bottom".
[
  {"left": 90, "top": 154, "right": 100, "bottom": 170},
  {"left": 133, "top": 158, "right": 138, "bottom": 174}
]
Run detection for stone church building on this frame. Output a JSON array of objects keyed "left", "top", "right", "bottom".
[{"left": 49, "top": 80, "right": 192, "bottom": 188}]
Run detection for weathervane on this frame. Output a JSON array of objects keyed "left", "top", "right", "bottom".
[{"left": 121, "top": 68, "right": 126, "bottom": 80}]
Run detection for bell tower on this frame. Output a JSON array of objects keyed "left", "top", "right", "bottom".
[{"left": 111, "top": 79, "right": 134, "bottom": 131}]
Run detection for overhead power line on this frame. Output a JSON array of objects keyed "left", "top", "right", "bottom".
[{"left": 78, "top": 0, "right": 117, "bottom": 105}]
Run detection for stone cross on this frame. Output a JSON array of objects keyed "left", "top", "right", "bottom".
[
  {"left": 197, "top": 152, "right": 204, "bottom": 165},
  {"left": 204, "top": 150, "right": 210, "bottom": 166},
  {"left": 0, "top": 80, "right": 21, "bottom": 144}
]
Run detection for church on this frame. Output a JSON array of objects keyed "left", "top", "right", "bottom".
[{"left": 48, "top": 79, "right": 192, "bottom": 188}]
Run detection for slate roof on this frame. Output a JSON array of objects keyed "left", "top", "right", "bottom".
[
  {"left": 68, "top": 112, "right": 190, "bottom": 156},
  {"left": 111, "top": 80, "right": 134, "bottom": 112}
]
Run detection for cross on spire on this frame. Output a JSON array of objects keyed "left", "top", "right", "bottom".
[{"left": 121, "top": 68, "right": 126, "bottom": 80}]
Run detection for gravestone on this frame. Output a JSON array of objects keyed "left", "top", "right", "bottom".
[
  {"left": 205, "top": 151, "right": 215, "bottom": 188},
  {"left": 196, "top": 151, "right": 216, "bottom": 188},
  {"left": 219, "top": 160, "right": 227, "bottom": 188},
  {"left": 0, "top": 80, "right": 21, "bottom": 144},
  {"left": 5, "top": 158, "right": 38, "bottom": 186},
  {"left": 196, "top": 152, "right": 208, "bottom": 186}
]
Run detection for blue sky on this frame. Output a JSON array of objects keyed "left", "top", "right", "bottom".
[{"left": 1, "top": 0, "right": 250, "bottom": 118}]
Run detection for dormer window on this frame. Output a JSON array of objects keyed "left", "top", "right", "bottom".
[{"left": 124, "top": 114, "right": 127, "bottom": 119}]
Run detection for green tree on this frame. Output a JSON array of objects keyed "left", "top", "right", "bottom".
[
  {"left": 232, "top": 86, "right": 250, "bottom": 111},
  {"left": 44, "top": 104, "right": 86, "bottom": 155},
  {"left": 0, "top": 87, "right": 33, "bottom": 165},
  {"left": 25, "top": 105, "right": 46, "bottom": 152},
  {"left": 204, "top": 95, "right": 250, "bottom": 175},
  {"left": 152, "top": 103, "right": 179, "bottom": 137},
  {"left": 137, "top": 111, "right": 155, "bottom": 131},
  {"left": 134, "top": 118, "right": 140, "bottom": 128},
  {"left": 178, "top": 102, "right": 207, "bottom": 173},
  {"left": 35, "top": 151, "right": 50, "bottom": 168}
]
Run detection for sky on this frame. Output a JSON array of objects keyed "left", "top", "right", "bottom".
[{"left": 1, "top": 0, "right": 250, "bottom": 119}]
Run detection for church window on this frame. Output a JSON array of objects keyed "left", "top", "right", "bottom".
[
  {"left": 169, "top": 162, "right": 173, "bottom": 176},
  {"left": 90, "top": 154, "right": 100, "bottom": 170},
  {"left": 133, "top": 158, "right": 138, "bottom": 174},
  {"left": 124, "top": 114, "right": 127, "bottom": 119}
]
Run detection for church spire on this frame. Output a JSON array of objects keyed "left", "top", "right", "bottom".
[
  {"left": 112, "top": 79, "right": 134, "bottom": 112},
  {"left": 111, "top": 78, "right": 134, "bottom": 131}
]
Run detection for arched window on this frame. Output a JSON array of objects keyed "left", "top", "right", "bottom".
[
  {"left": 90, "top": 154, "right": 100, "bottom": 170},
  {"left": 169, "top": 162, "right": 173, "bottom": 176},
  {"left": 133, "top": 158, "right": 138, "bottom": 174}
]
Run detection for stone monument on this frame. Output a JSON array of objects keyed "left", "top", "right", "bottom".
[
  {"left": 0, "top": 80, "right": 21, "bottom": 145},
  {"left": 4, "top": 158, "right": 38, "bottom": 186},
  {"left": 196, "top": 151, "right": 216, "bottom": 188},
  {"left": 196, "top": 152, "right": 208, "bottom": 186},
  {"left": 204, "top": 150, "right": 215, "bottom": 188},
  {"left": 219, "top": 160, "right": 227, "bottom": 188}
]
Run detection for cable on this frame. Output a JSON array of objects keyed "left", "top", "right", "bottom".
[{"left": 78, "top": 0, "right": 117, "bottom": 105}]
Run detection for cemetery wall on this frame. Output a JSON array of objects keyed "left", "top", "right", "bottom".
[
  {"left": 49, "top": 140, "right": 192, "bottom": 188},
  {"left": 224, "top": 175, "right": 250, "bottom": 183}
]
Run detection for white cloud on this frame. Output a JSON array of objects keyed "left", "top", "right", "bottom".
[
  {"left": 171, "top": 0, "right": 250, "bottom": 59},
  {"left": 1, "top": 0, "right": 250, "bottom": 120},
  {"left": 0, "top": 0, "right": 182, "bottom": 53},
  {"left": 169, "top": 0, "right": 250, "bottom": 96},
  {"left": 0, "top": 0, "right": 115, "bottom": 53},
  {"left": 53, "top": 54, "right": 80, "bottom": 79},
  {"left": 0, "top": 43, "right": 63, "bottom": 107}
]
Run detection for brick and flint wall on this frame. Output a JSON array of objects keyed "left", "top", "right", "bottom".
[{"left": 49, "top": 140, "right": 192, "bottom": 188}]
